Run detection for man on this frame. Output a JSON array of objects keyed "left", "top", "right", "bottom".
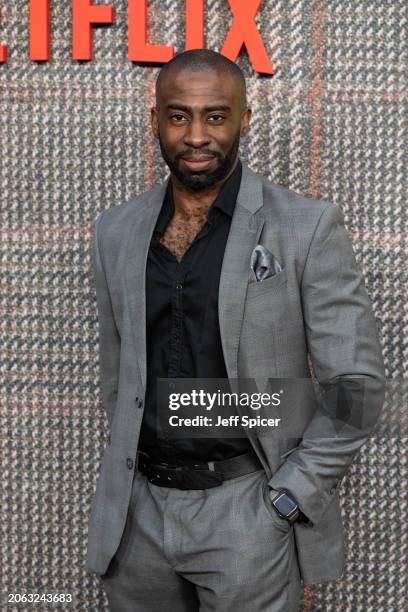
[{"left": 86, "top": 49, "right": 386, "bottom": 611}]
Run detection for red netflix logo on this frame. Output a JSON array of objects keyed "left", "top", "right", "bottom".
[{"left": 0, "top": 0, "right": 274, "bottom": 74}]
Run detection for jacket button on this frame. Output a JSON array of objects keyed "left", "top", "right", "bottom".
[
  {"left": 135, "top": 395, "right": 139, "bottom": 403},
  {"left": 126, "top": 458, "right": 134, "bottom": 470}
]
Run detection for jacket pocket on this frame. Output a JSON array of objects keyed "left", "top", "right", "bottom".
[{"left": 246, "top": 269, "right": 288, "bottom": 301}]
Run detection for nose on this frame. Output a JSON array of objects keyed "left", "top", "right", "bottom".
[{"left": 183, "top": 118, "right": 211, "bottom": 148}]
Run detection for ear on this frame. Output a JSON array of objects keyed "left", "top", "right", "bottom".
[
  {"left": 240, "top": 107, "right": 252, "bottom": 137},
  {"left": 151, "top": 107, "right": 159, "bottom": 139}
]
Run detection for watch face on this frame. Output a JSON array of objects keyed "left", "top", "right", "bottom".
[{"left": 273, "top": 493, "right": 298, "bottom": 518}]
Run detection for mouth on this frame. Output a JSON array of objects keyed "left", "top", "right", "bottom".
[{"left": 181, "top": 156, "right": 215, "bottom": 172}]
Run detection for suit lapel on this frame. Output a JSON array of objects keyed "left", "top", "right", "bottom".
[
  {"left": 217, "top": 163, "right": 269, "bottom": 475},
  {"left": 125, "top": 178, "right": 170, "bottom": 392},
  {"left": 218, "top": 163, "right": 265, "bottom": 379}
]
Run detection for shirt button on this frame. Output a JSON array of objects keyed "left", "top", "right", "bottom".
[
  {"left": 126, "top": 458, "right": 134, "bottom": 470},
  {"left": 175, "top": 282, "right": 183, "bottom": 290}
]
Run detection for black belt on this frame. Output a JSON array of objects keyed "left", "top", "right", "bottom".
[{"left": 136, "top": 450, "right": 264, "bottom": 490}]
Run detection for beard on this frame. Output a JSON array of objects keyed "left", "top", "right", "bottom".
[{"left": 158, "top": 130, "right": 241, "bottom": 192}]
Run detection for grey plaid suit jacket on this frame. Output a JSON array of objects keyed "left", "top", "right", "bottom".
[{"left": 86, "top": 160, "right": 386, "bottom": 584}]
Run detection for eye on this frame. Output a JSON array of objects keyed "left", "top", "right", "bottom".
[
  {"left": 171, "top": 114, "right": 188, "bottom": 122},
  {"left": 208, "top": 115, "right": 225, "bottom": 122}
]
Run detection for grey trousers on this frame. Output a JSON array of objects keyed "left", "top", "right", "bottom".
[{"left": 100, "top": 467, "right": 302, "bottom": 611}]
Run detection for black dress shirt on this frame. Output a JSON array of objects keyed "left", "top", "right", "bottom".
[{"left": 137, "top": 159, "right": 253, "bottom": 464}]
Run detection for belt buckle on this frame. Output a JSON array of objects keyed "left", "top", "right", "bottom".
[{"left": 145, "top": 463, "right": 176, "bottom": 485}]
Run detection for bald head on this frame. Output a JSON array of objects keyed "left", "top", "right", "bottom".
[
  {"left": 151, "top": 49, "right": 251, "bottom": 193},
  {"left": 155, "top": 49, "right": 247, "bottom": 112}
]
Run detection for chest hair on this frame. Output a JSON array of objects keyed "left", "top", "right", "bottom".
[{"left": 159, "top": 212, "right": 209, "bottom": 262}]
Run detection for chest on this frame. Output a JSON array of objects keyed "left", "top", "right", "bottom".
[{"left": 159, "top": 214, "right": 208, "bottom": 262}]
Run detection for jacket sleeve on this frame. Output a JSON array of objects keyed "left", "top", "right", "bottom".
[
  {"left": 268, "top": 203, "right": 386, "bottom": 526},
  {"left": 90, "top": 210, "right": 121, "bottom": 429}
]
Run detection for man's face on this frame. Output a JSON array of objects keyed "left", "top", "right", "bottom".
[{"left": 151, "top": 68, "right": 251, "bottom": 192}]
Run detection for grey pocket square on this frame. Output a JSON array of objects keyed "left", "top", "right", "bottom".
[{"left": 250, "top": 245, "right": 283, "bottom": 282}]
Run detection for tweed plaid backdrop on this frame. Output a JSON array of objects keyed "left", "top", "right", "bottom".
[{"left": 0, "top": 0, "right": 406, "bottom": 610}]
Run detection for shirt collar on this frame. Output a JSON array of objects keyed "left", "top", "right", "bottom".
[{"left": 154, "top": 158, "right": 242, "bottom": 236}]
